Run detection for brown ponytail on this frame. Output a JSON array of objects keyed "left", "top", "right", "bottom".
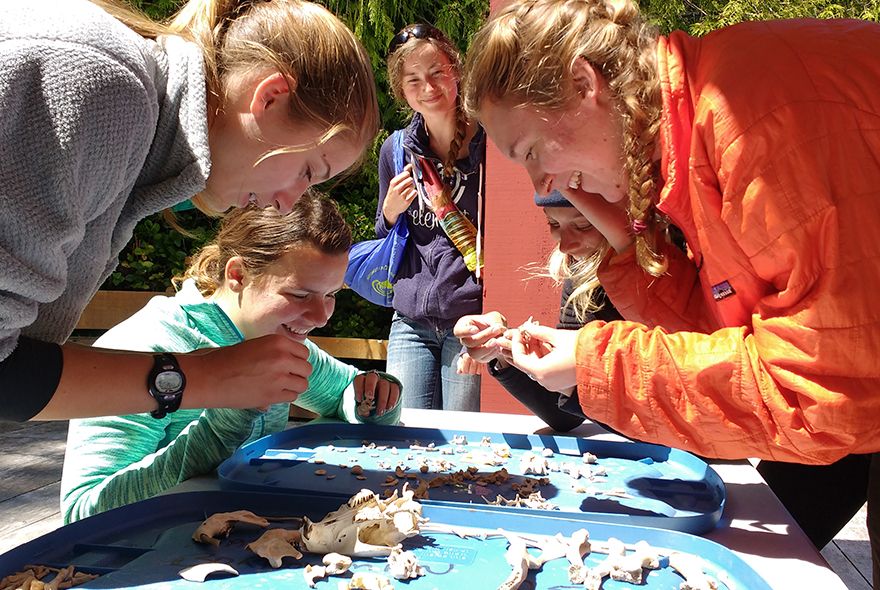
[{"left": 174, "top": 191, "right": 351, "bottom": 296}]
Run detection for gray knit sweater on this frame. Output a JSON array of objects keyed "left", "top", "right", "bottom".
[{"left": 0, "top": 0, "right": 210, "bottom": 360}]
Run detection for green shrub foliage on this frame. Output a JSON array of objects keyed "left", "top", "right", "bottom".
[{"left": 112, "top": 0, "right": 877, "bottom": 338}]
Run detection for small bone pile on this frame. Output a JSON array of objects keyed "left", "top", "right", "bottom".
[
  {"left": 0, "top": 565, "right": 98, "bottom": 590},
  {"left": 496, "top": 528, "right": 721, "bottom": 590}
]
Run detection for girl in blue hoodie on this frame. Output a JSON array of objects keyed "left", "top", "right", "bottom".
[{"left": 374, "top": 25, "right": 486, "bottom": 411}]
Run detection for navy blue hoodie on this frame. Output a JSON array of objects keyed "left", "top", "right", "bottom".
[{"left": 375, "top": 114, "right": 485, "bottom": 330}]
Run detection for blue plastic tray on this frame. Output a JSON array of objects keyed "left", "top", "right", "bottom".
[
  {"left": 0, "top": 491, "right": 768, "bottom": 589},
  {"left": 218, "top": 423, "right": 726, "bottom": 534}
]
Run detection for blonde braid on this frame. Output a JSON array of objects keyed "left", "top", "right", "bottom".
[
  {"left": 601, "top": 2, "right": 667, "bottom": 276},
  {"left": 443, "top": 102, "right": 469, "bottom": 181}
]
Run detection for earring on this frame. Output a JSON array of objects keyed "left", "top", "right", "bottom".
[{"left": 568, "top": 171, "right": 582, "bottom": 190}]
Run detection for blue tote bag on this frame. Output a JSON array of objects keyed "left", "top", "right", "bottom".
[{"left": 345, "top": 131, "right": 409, "bottom": 306}]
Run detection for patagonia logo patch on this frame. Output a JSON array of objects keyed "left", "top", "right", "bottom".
[{"left": 711, "top": 280, "right": 736, "bottom": 301}]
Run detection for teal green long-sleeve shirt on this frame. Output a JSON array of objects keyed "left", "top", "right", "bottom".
[{"left": 60, "top": 281, "right": 401, "bottom": 523}]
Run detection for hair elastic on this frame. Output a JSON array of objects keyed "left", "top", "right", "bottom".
[{"left": 631, "top": 218, "right": 649, "bottom": 235}]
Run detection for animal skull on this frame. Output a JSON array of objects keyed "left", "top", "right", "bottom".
[{"left": 299, "top": 487, "right": 426, "bottom": 557}]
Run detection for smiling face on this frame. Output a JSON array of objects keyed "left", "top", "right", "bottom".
[
  {"left": 203, "top": 73, "right": 363, "bottom": 214},
  {"left": 217, "top": 244, "right": 347, "bottom": 342},
  {"left": 543, "top": 206, "right": 607, "bottom": 259},
  {"left": 399, "top": 44, "right": 459, "bottom": 117},
  {"left": 479, "top": 92, "right": 628, "bottom": 204}
]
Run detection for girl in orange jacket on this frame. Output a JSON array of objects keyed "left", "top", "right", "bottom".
[{"left": 462, "top": 0, "right": 880, "bottom": 582}]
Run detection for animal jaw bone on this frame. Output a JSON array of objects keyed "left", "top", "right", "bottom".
[
  {"left": 192, "top": 510, "right": 269, "bottom": 546},
  {"left": 246, "top": 528, "right": 303, "bottom": 568},
  {"left": 299, "top": 487, "right": 426, "bottom": 557}
]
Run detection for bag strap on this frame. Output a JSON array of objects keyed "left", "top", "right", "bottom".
[{"left": 391, "top": 129, "right": 406, "bottom": 175}]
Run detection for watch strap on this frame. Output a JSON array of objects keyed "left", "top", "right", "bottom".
[{"left": 148, "top": 353, "right": 185, "bottom": 419}]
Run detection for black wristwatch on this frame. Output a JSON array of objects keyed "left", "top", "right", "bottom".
[{"left": 147, "top": 353, "right": 185, "bottom": 419}]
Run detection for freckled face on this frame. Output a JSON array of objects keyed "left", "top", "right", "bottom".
[
  {"left": 400, "top": 44, "right": 459, "bottom": 117},
  {"left": 479, "top": 98, "right": 628, "bottom": 203}
]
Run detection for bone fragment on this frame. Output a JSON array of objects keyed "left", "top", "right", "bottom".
[
  {"left": 322, "top": 553, "right": 352, "bottom": 575},
  {"left": 566, "top": 528, "right": 592, "bottom": 584},
  {"left": 304, "top": 564, "right": 327, "bottom": 588},
  {"left": 497, "top": 531, "right": 530, "bottom": 590},
  {"left": 192, "top": 510, "right": 269, "bottom": 546},
  {"left": 246, "top": 528, "right": 303, "bottom": 567},
  {"left": 387, "top": 546, "right": 425, "bottom": 579},
  {"left": 178, "top": 563, "right": 239, "bottom": 583},
  {"left": 340, "top": 572, "right": 394, "bottom": 589},
  {"left": 668, "top": 552, "right": 719, "bottom": 590}
]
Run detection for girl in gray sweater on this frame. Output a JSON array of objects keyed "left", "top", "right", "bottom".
[{"left": 0, "top": 0, "right": 378, "bottom": 421}]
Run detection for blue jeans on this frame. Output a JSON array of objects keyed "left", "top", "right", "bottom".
[{"left": 385, "top": 313, "right": 481, "bottom": 411}]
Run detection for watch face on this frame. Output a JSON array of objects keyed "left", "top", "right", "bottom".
[{"left": 155, "top": 370, "right": 184, "bottom": 394}]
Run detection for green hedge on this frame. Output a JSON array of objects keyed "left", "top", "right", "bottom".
[{"left": 112, "top": 0, "right": 878, "bottom": 339}]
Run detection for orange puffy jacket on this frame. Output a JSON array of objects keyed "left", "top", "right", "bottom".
[{"left": 578, "top": 19, "right": 880, "bottom": 464}]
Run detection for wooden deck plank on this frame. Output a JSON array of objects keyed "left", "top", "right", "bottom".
[
  {"left": 0, "top": 482, "right": 63, "bottom": 554},
  {"left": 823, "top": 540, "right": 872, "bottom": 590},
  {"left": 0, "top": 454, "right": 65, "bottom": 503}
]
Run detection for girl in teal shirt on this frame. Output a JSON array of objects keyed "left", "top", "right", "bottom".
[{"left": 61, "top": 194, "right": 402, "bottom": 523}]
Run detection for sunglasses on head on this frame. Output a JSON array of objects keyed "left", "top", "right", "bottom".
[{"left": 388, "top": 24, "right": 442, "bottom": 56}]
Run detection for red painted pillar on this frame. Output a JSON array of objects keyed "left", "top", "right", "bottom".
[{"left": 479, "top": 0, "right": 560, "bottom": 413}]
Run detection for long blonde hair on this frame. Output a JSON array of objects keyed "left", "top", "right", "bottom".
[
  {"left": 547, "top": 242, "right": 610, "bottom": 322},
  {"left": 92, "top": 0, "right": 379, "bottom": 211},
  {"left": 462, "top": 0, "right": 667, "bottom": 276},
  {"left": 175, "top": 192, "right": 351, "bottom": 297}
]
